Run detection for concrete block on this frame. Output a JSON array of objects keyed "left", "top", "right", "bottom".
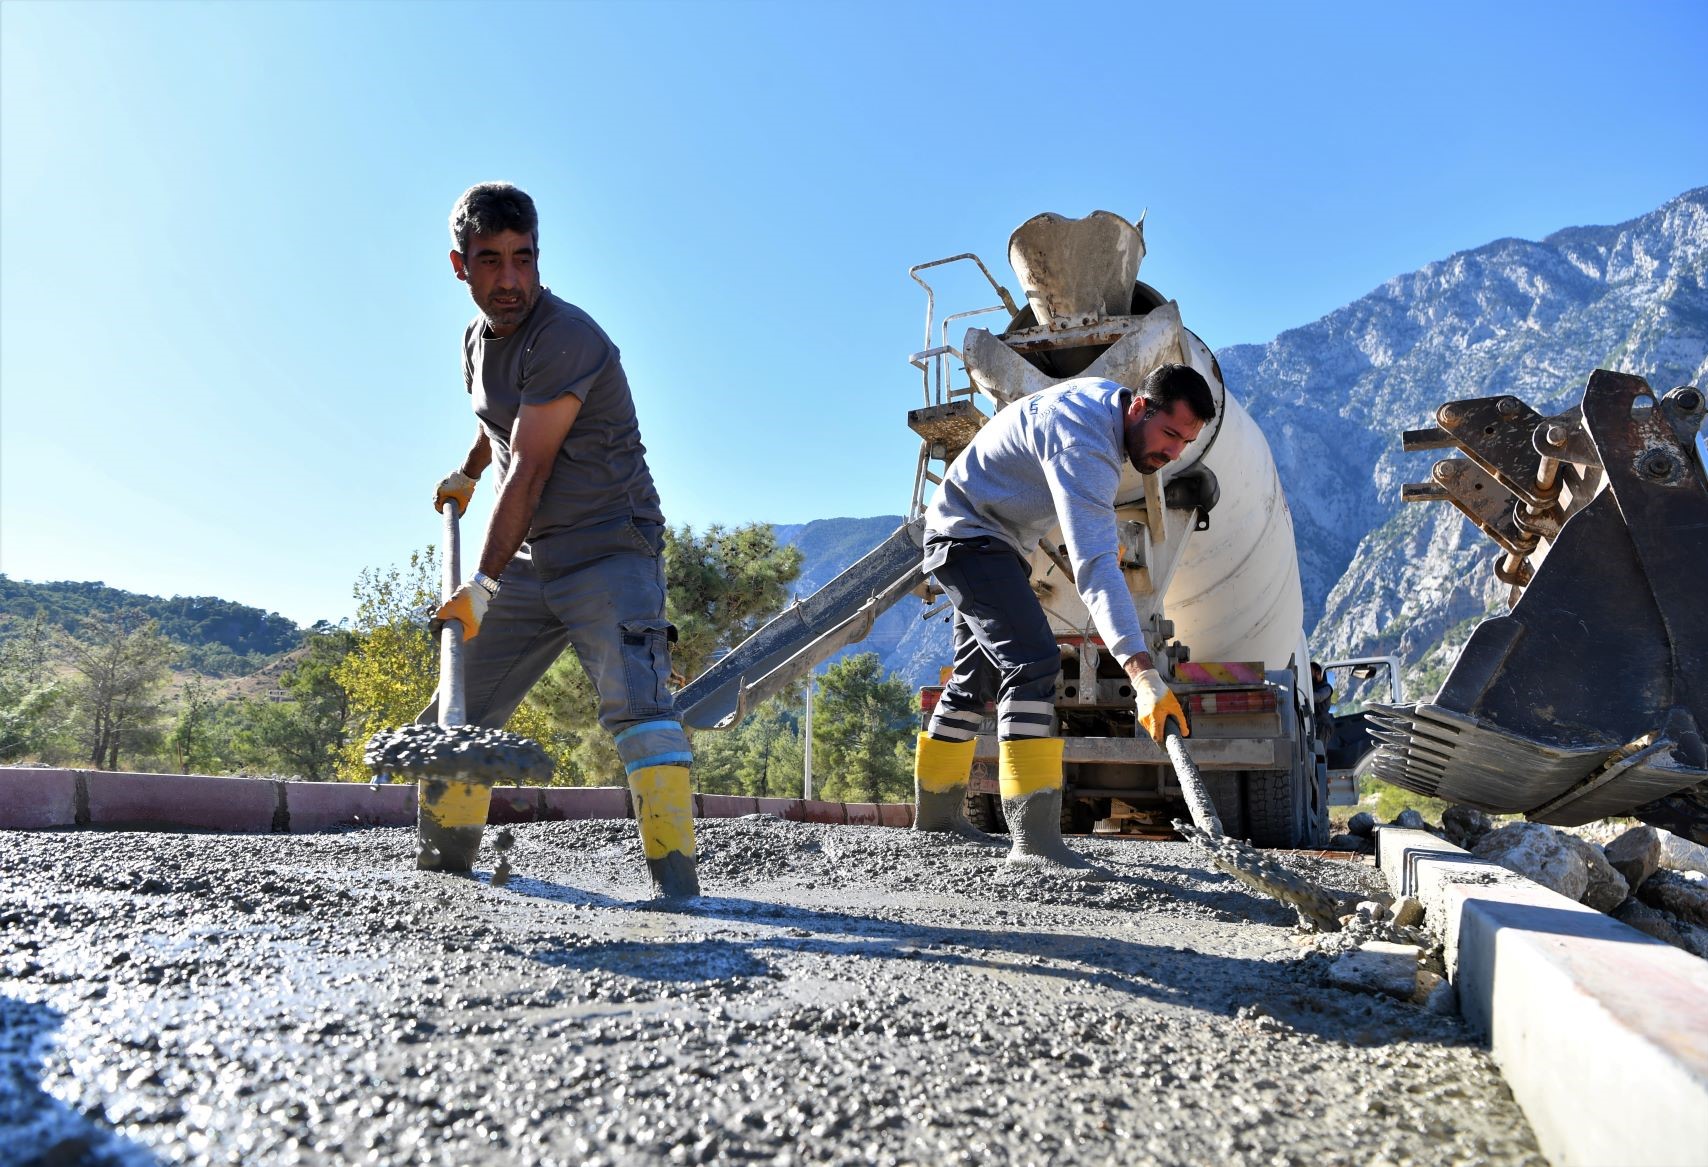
[
  {"left": 540, "top": 786, "right": 631, "bottom": 821},
  {"left": 1378, "top": 826, "right": 1708, "bottom": 1167},
  {"left": 697, "top": 794, "right": 759, "bottom": 819},
  {"left": 283, "top": 781, "right": 416, "bottom": 831},
  {"left": 800, "top": 800, "right": 846, "bottom": 825},
  {"left": 842, "top": 802, "right": 882, "bottom": 827},
  {"left": 877, "top": 803, "right": 913, "bottom": 829},
  {"left": 84, "top": 771, "right": 279, "bottom": 833},
  {"left": 0, "top": 767, "right": 77, "bottom": 829},
  {"left": 754, "top": 798, "right": 806, "bottom": 821}
]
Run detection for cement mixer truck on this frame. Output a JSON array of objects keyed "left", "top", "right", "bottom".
[{"left": 678, "top": 211, "right": 1330, "bottom": 848}]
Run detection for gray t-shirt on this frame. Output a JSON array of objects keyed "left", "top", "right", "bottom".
[
  {"left": 463, "top": 288, "right": 663, "bottom": 540},
  {"left": 923, "top": 377, "right": 1145, "bottom": 663}
]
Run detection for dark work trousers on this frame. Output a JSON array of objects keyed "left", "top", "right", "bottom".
[
  {"left": 418, "top": 516, "right": 691, "bottom": 776},
  {"left": 923, "top": 538, "right": 1060, "bottom": 744}
]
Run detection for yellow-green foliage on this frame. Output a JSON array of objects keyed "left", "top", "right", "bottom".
[
  {"left": 1360, "top": 776, "right": 1451, "bottom": 825},
  {"left": 330, "top": 547, "right": 572, "bottom": 781}
]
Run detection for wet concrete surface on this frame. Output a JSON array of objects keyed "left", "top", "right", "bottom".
[{"left": 0, "top": 819, "right": 1544, "bottom": 1166}]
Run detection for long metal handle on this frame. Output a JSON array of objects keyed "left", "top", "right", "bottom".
[
  {"left": 1163, "top": 716, "right": 1223, "bottom": 837},
  {"left": 439, "top": 502, "right": 466, "bottom": 727}
]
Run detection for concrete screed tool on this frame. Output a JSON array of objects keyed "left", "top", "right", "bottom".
[
  {"left": 364, "top": 496, "right": 553, "bottom": 874},
  {"left": 1164, "top": 716, "right": 1346, "bottom": 931}
]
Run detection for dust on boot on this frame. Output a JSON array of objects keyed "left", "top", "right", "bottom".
[
  {"left": 627, "top": 764, "right": 701, "bottom": 898},
  {"left": 912, "top": 732, "right": 998, "bottom": 845},
  {"left": 998, "top": 737, "right": 1099, "bottom": 873}
]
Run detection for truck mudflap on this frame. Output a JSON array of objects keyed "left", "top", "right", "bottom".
[{"left": 1372, "top": 371, "right": 1708, "bottom": 840}]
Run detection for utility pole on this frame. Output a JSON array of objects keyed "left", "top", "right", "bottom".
[{"left": 802, "top": 672, "right": 814, "bottom": 801}]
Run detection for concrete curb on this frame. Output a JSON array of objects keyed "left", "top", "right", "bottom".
[
  {"left": 0, "top": 767, "right": 916, "bottom": 836},
  {"left": 1377, "top": 827, "right": 1708, "bottom": 1167}
]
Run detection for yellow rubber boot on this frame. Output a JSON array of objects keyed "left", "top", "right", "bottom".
[
  {"left": 999, "top": 738, "right": 1097, "bottom": 873},
  {"left": 627, "top": 764, "right": 700, "bottom": 898},
  {"left": 416, "top": 775, "right": 494, "bottom": 873},
  {"left": 912, "top": 733, "right": 998, "bottom": 844}
]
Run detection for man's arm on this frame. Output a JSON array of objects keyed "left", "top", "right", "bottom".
[
  {"left": 459, "top": 428, "right": 493, "bottom": 480},
  {"left": 474, "top": 394, "right": 583, "bottom": 579},
  {"left": 434, "top": 428, "right": 494, "bottom": 514},
  {"left": 1041, "top": 447, "right": 1147, "bottom": 664},
  {"left": 1042, "top": 447, "right": 1182, "bottom": 740}
]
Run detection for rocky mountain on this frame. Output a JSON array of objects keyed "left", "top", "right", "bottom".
[
  {"left": 1224, "top": 185, "right": 1708, "bottom": 694},
  {"left": 777, "top": 187, "right": 1708, "bottom": 697}
]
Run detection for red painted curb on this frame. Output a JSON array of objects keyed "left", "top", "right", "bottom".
[
  {"left": 843, "top": 802, "right": 882, "bottom": 826},
  {"left": 283, "top": 781, "right": 417, "bottom": 831},
  {"left": 754, "top": 797, "right": 806, "bottom": 821},
  {"left": 801, "top": 800, "right": 847, "bottom": 825},
  {"left": 0, "top": 770, "right": 923, "bottom": 834},
  {"left": 541, "top": 786, "right": 632, "bottom": 821},
  {"left": 697, "top": 794, "right": 760, "bottom": 818},
  {"left": 877, "top": 803, "right": 914, "bottom": 829},
  {"left": 487, "top": 786, "right": 540, "bottom": 825},
  {"left": 0, "top": 767, "right": 77, "bottom": 829},
  {"left": 85, "top": 771, "right": 277, "bottom": 833}
]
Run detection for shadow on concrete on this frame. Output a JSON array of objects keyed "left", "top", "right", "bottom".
[
  {"left": 1, "top": 995, "right": 160, "bottom": 1167},
  {"left": 503, "top": 886, "right": 1467, "bottom": 1047}
]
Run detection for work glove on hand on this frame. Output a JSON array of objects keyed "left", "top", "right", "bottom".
[
  {"left": 434, "top": 470, "right": 478, "bottom": 515},
  {"left": 1133, "top": 668, "right": 1188, "bottom": 744},
  {"left": 432, "top": 583, "right": 489, "bottom": 640}
]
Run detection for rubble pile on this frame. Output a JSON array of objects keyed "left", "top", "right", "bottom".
[{"left": 1386, "top": 806, "right": 1708, "bottom": 961}]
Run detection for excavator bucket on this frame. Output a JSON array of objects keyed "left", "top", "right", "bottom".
[{"left": 1371, "top": 371, "right": 1708, "bottom": 841}]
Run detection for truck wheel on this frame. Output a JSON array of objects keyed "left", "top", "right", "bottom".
[
  {"left": 964, "top": 791, "right": 1007, "bottom": 834},
  {"left": 1246, "top": 709, "right": 1331, "bottom": 848},
  {"left": 1309, "top": 759, "right": 1331, "bottom": 846},
  {"left": 1204, "top": 771, "right": 1247, "bottom": 839},
  {"left": 1061, "top": 798, "right": 1097, "bottom": 835},
  {"left": 1243, "top": 767, "right": 1303, "bottom": 848}
]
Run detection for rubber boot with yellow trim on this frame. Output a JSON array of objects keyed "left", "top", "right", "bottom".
[
  {"left": 911, "top": 733, "right": 999, "bottom": 845},
  {"left": 626, "top": 764, "right": 701, "bottom": 898},
  {"left": 998, "top": 737, "right": 1099, "bottom": 873},
  {"left": 415, "top": 774, "right": 495, "bottom": 872}
]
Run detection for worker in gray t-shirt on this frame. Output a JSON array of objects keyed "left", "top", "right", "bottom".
[
  {"left": 425, "top": 182, "right": 698, "bottom": 899},
  {"left": 913, "top": 365, "right": 1215, "bottom": 872}
]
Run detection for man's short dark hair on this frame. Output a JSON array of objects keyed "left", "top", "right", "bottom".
[
  {"left": 1139, "top": 363, "right": 1216, "bottom": 423},
  {"left": 449, "top": 183, "right": 539, "bottom": 255}
]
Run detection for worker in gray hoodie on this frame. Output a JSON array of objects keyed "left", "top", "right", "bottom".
[{"left": 912, "top": 364, "right": 1216, "bottom": 869}]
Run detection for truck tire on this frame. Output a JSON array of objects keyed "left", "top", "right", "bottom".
[
  {"left": 1310, "top": 758, "right": 1331, "bottom": 845},
  {"left": 1243, "top": 767, "right": 1304, "bottom": 848},
  {"left": 1204, "top": 771, "right": 1247, "bottom": 839},
  {"left": 1246, "top": 706, "right": 1329, "bottom": 848},
  {"left": 1061, "top": 797, "right": 1098, "bottom": 835},
  {"left": 964, "top": 791, "right": 1007, "bottom": 834}
]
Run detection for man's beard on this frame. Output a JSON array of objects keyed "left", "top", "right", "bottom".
[{"left": 476, "top": 284, "right": 538, "bottom": 329}]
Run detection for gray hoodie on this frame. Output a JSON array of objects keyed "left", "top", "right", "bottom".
[{"left": 923, "top": 377, "right": 1144, "bottom": 663}]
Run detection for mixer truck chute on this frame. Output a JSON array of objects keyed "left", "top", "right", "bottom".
[
  {"left": 678, "top": 210, "right": 1330, "bottom": 848},
  {"left": 1372, "top": 371, "right": 1708, "bottom": 843}
]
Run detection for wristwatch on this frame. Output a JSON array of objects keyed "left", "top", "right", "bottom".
[{"left": 472, "top": 571, "right": 502, "bottom": 597}]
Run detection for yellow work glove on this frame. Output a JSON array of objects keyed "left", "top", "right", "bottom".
[
  {"left": 1133, "top": 668, "right": 1188, "bottom": 744},
  {"left": 434, "top": 470, "right": 478, "bottom": 514},
  {"left": 432, "top": 582, "right": 489, "bottom": 640}
]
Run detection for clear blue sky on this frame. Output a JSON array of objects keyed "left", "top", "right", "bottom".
[{"left": 3, "top": 0, "right": 1703, "bottom": 628}]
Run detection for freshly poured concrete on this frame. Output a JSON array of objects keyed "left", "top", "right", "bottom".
[{"left": 1, "top": 819, "right": 1542, "bottom": 1165}]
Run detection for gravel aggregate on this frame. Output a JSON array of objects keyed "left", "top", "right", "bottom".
[{"left": 0, "top": 817, "right": 1543, "bottom": 1166}]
